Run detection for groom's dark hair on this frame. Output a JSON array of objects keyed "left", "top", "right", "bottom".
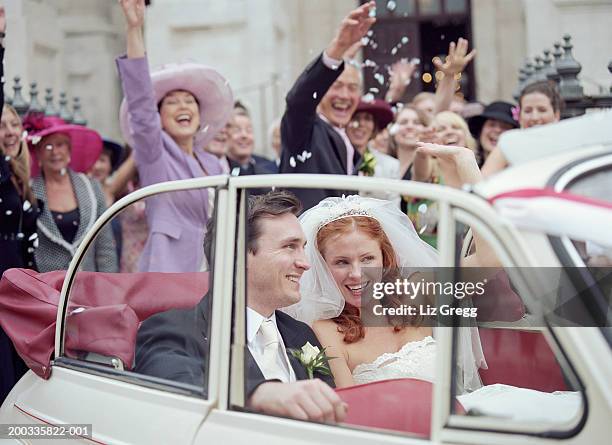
[{"left": 247, "top": 190, "right": 302, "bottom": 253}]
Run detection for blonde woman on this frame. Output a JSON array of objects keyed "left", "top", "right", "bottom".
[{"left": 0, "top": 4, "right": 40, "bottom": 403}]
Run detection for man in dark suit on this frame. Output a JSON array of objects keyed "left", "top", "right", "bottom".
[
  {"left": 227, "top": 113, "right": 277, "bottom": 176},
  {"left": 135, "top": 191, "right": 345, "bottom": 423},
  {"left": 279, "top": 2, "right": 376, "bottom": 210}
]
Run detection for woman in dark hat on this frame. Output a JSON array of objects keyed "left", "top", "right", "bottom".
[
  {"left": 468, "top": 101, "right": 518, "bottom": 166},
  {"left": 347, "top": 99, "right": 400, "bottom": 204}
]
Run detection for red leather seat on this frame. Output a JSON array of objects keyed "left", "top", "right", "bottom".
[
  {"left": 478, "top": 328, "right": 567, "bottom": 392},
  {"left": 0, "top": 269, "right": 208, "bottom": 378},
  {"left": 336, "top": 378, "right": 465, "bottom": 437}
]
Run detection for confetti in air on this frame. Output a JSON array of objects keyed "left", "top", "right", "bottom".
[
  {"left": 362, "top": 93, "right": 375, "bottom": 103},
  {"left": 60, "top": 168, "right": 67, "bottom": 176},
  {"left": 312, "top": 92, "right": 317, "bottom": 99},
  {"left": 289, "top": 156, "right": 296, "bottom": 168},
  {"left": 386, "top": 1, "right": 397, "bottom": 12},
  {"left": 374, "top": 73, "right": 385, "bottom": 85},
  {"left": 361, "top": 37, "right": 369, "bottom": 46},
  {"left": 369, "top": 6, "right": 377, "bottom": 17},
  {"left": 401, "top": 36, "right": 409, "bottom": 44},
  {"left": 391, "top": 47, "right": 398, "bottom": 55}
]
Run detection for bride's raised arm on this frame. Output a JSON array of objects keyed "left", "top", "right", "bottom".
[{"left": 312, "top": 320, "right": 356, "bottom": 388}]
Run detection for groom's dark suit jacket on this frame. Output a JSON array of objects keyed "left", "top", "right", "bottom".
[
  {"left": 279, "top": 53, "right": 361, "bottom": 211},
  {"left": 135, "top": 294, "right": 334, "bottom": 396}
]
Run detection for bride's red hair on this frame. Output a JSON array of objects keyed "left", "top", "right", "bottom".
[{"left": 317, "top": 216, "right": 420, "bottom": 343}]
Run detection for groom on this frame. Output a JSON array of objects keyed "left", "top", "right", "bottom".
[{"left": 135, "top": 191, "right": 345, "bottom": 422}]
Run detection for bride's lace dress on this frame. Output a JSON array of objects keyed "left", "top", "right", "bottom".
[{"left": 352, "top": 336, "right": 436, "bottom": 385}]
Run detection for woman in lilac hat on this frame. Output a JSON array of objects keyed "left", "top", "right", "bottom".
[
  {"left": 117, "top": 0, "right": 233, "bottom": 273},
  {"left": 24, "top": 114, "right": 118, "bottom": 273}
]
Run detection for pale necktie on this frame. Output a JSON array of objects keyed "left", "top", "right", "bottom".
[{"left": 258, "top": 319, "right": 284, "bottom": 381}]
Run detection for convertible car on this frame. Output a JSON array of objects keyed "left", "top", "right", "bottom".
[{"left": 0, "top": 115, "right": 611, "bottom": 444}]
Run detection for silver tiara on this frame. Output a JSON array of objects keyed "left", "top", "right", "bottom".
[{"left": 315, "top": 195, "right": 376, "bottom": 232}]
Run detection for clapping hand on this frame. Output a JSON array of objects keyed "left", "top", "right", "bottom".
[
  {"left": 432, "top": 38, "right": 476, "bottom": 76},
  {"left": 119, "top": 0, "right": 146, "bottom": 29},
  {"left": 326, "top": 1, "right": 376, "bottom": 60},
  {"left": 416, "top": 142, "right": 481, "bottom": 188}
]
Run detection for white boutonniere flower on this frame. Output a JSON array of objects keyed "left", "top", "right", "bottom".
[{"left": 289, "top": 342, "right": 335, "bottom": 379}]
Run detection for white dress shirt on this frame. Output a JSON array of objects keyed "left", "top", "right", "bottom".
[{"left": 246, "top": 308, "right": 296, "bottom": 383}]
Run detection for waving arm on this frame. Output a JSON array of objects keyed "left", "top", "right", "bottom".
[{"left": 433, "top": 38, "right": 476, "bottom": 114}]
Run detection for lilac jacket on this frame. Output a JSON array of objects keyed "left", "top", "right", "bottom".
[{"left": 116, "top": 56, "right": 222, "bottom": 272}]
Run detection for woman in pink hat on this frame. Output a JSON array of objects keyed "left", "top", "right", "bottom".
[
  {"left": 117, "top": 0, "right": 233, "bottom": 273},
  {"left": 24, "top": 114, "right": 118, "bottom": 273}
]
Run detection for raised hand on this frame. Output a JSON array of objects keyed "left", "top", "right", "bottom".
[
  {"left": 416, "top": 142, "right": 481, "bottom": 188},
  {"left": 326, "top": 1, "right": 376, "bottom": 60},
  {"left": 386, "top": 59, "right": 418, "bottom": 102},
  {"left": 119, "top": 0, "right": 146, "bottom": 29},
  {"left": 432, "top": 38, "right": 476, "bottom": 76}
]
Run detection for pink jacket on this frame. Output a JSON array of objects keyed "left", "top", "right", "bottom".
[{"left": 116, "top": 56, "right": 222, "bottom": 272}]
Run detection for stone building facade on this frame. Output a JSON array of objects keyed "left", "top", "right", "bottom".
[{"left": 4, "top": 0, "right": 611, "bottom": 154}]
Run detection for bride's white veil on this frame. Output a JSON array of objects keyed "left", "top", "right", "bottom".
[{"left": 283, "top": 195, "right": 486, "bottom": 392}]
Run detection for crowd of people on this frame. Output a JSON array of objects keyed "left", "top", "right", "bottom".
[{"left": 0, "top": 0, "right": 585, "bottom": 419}]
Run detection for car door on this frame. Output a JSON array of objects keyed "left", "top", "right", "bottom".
[
  {"left": 197, "top": 173, "right": 608, "bottom": 445},
  {"left": 194, "top": 174, "right": 508, "bottom": 445},
  {"left": 3, "top": 176, "right": 228, "bottom": 444}
]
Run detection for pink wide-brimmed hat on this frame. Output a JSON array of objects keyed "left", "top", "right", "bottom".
[
  {"left": 119, "top": 62, "right": 234, "bottom": 150},
  {"left": 23, "top": 114, "right": 103, "bottom": 177}
]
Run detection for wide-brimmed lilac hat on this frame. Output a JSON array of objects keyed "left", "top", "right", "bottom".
[
  {"left": 23, "top": 114, "right": 103, "bottom": 177},
  {"left": 119, "top": 62, "right": 234, "bottom": 149}
]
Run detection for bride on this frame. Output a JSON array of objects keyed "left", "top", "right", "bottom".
[{"left": 285, "top": 143, "right": 491, "bottom": 391}]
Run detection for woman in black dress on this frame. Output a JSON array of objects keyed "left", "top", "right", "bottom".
[{"left": 0, "top": 6, "right": 40, "bottom": 404}]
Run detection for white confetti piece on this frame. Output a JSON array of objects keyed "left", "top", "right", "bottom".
[
  {"left": 386, "top": 1, "right": 397, "bottom": 11},
  {"left": 401, "top": 36, "right": 409, "bottom": 44},
  {"left": 289, "top": 156, "right": 296, "bottom": 168},
  {"left": 369, "top": 6, "right": 377, "bottom": 17},
  {"left": 391, "top": 47, "right": 398, "bottom": 55},
  {"left": 362, "top": 93, "right": 375, "bottom": 103},
  {"left": 5, "top": 210, "right": 12, "bottom": 216},
  {"left": 361, "top": 37, "right": 369, "bottom": 46},
  {"left": 23, "top": 200, "right": 31, "bottom": 211},
  {"left": 313, "top": 92, "right": 317, "bottom": 99}
]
